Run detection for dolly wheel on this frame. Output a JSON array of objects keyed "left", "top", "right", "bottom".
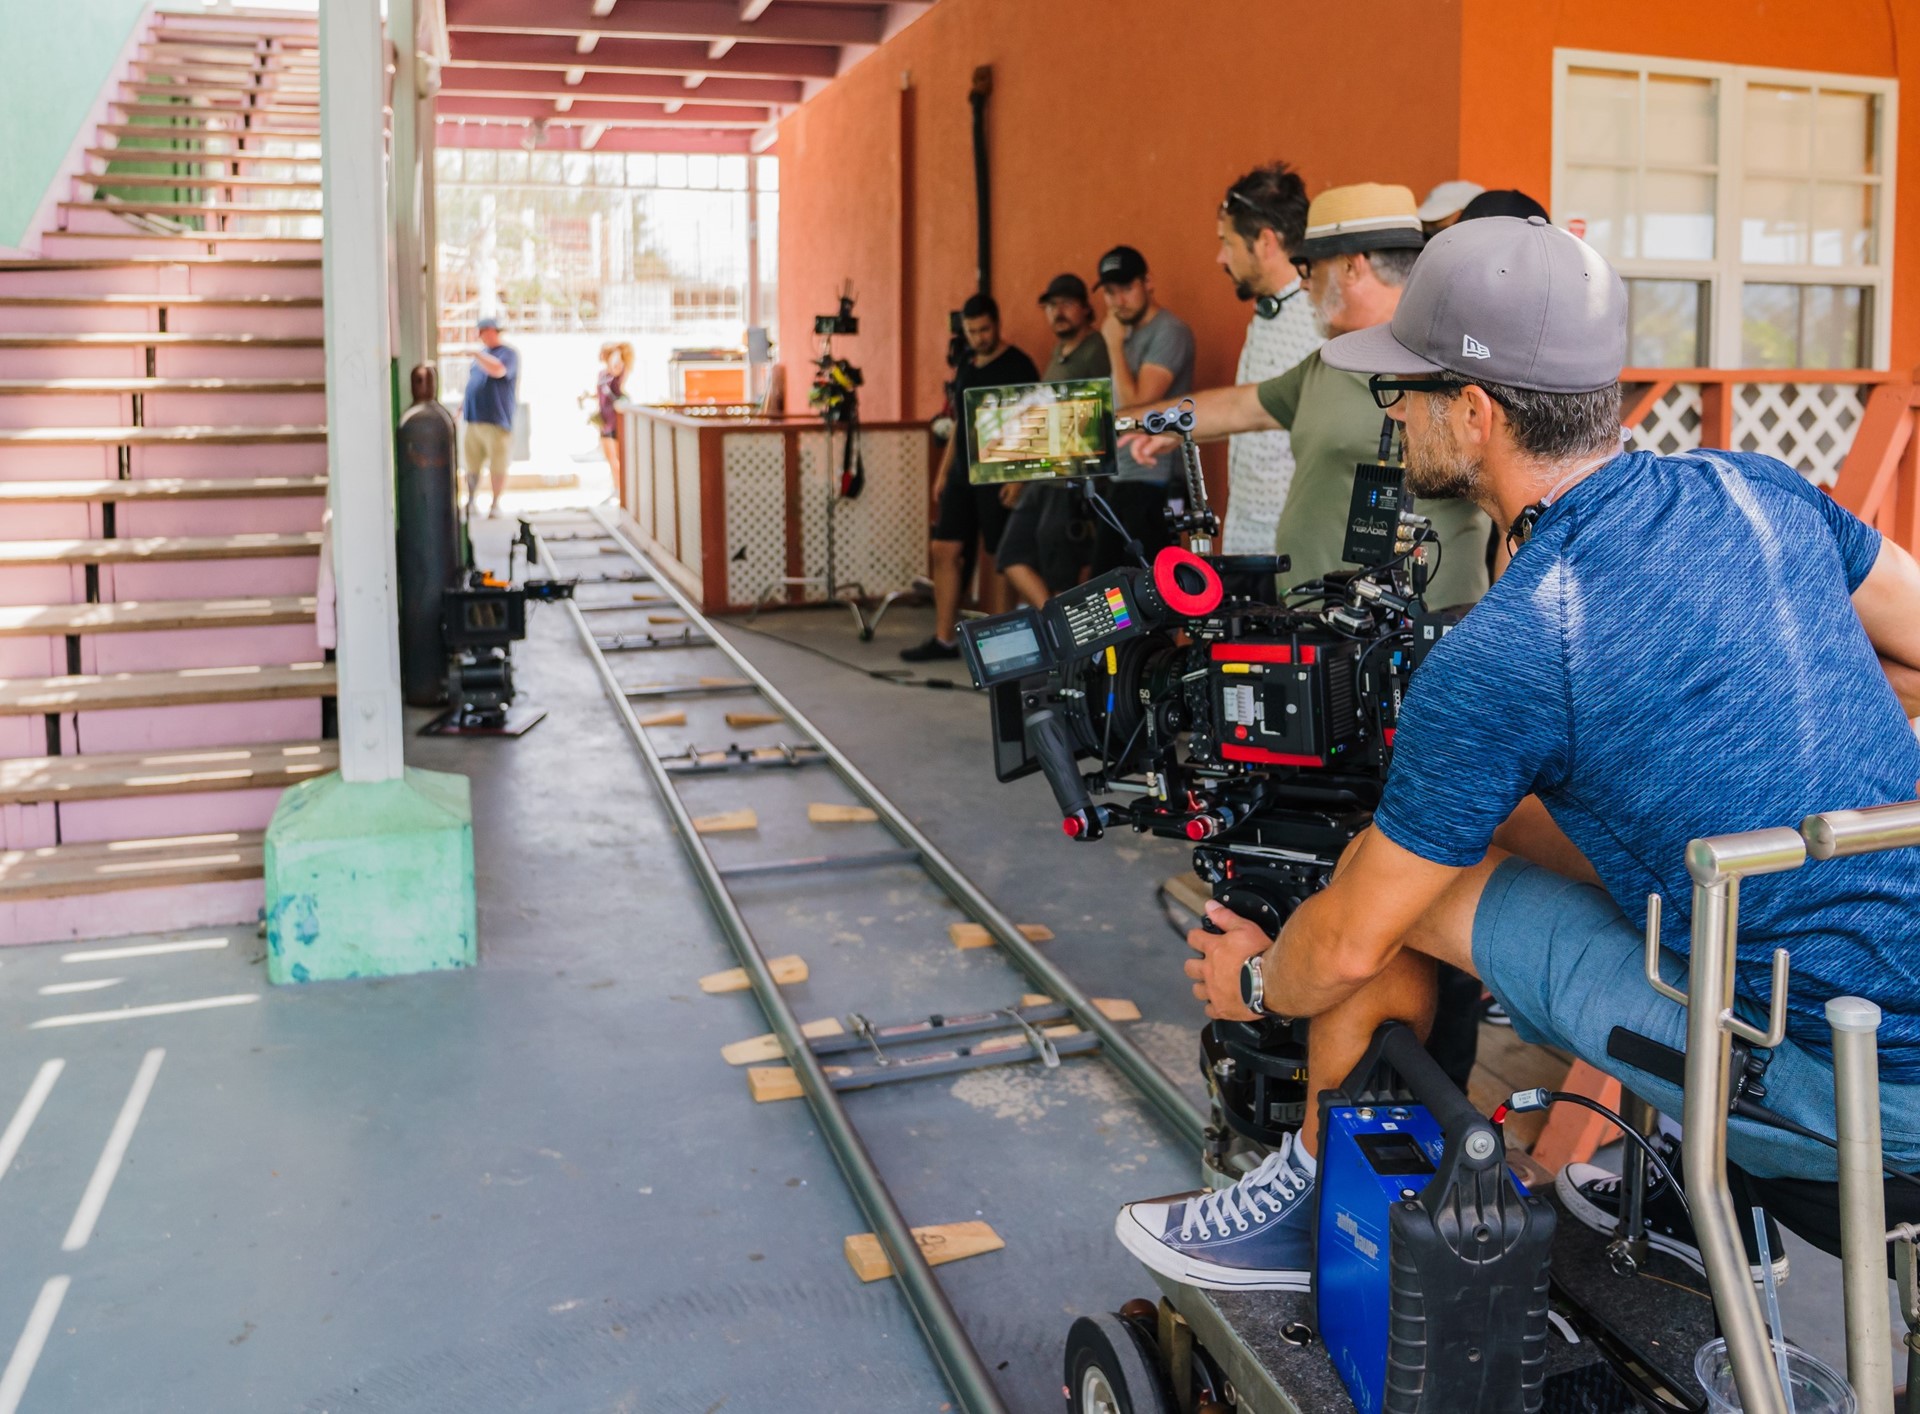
[{"left": 1063, "top": 1313, "right": 1173, "bottom": 1414}]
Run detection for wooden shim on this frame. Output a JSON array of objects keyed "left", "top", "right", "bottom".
[
  {"left": 698, "top": 952, "right": 807, "bottom": 994},
  {"left": 808, "top": 802, "right": 878, "bottom": 824},
  {"left": 700, "top": 676, "right": 748, "bottom": 687},
  {"left": 976, "top": 1023, "right": 1081, "bottom": 1055},
  {"left": 725, "top": 712, "right": 784, "bottom": 728},
  {"left": 721, "top": 1016, "right": 845, "bottom": 1066},
  {"left": 648, "top": 614, "right": 684, "bottom": 624},
  {"left": 949, "top": 921, "right": 1052, "bottom": 950},
  {"left": 1015, "top": 992, "right": 1138, "bottom": 1022},
  {"left": 747, "top": 1062, "right": 852, "bottom": 1103},
  {"left": 692, "top": 808, "right": 757, "bottom": 835},
  {"left": 843, "top": 1221, "right": 1005, "bottom": 1282},
  {"left": 1019, "top": 992, "right": 1053, "bottom": 1009},
  {"left": 1162, "top": 872, "right": 1212, "bottom": 917},
  {"left": 637, "top": 709, "right": 686, "bottom": 727}
]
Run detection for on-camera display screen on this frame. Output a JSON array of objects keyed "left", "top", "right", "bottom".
[
  {"left": 973, "top": 617, "right": 1047, "bottom": 680},
  {"left": 964, "top": 377, "right": 1113, "bottom": 485}
]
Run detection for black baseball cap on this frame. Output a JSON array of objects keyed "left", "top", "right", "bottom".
[
  {"left": 1038, "top": 273, "right": 1090, "bottom": 305},
  {"left": 1096, "top": 246, "right": 1148, "bottom": 287},
  {"left": 1458, "top": 188, "right": 1550, "bottom": 223}
]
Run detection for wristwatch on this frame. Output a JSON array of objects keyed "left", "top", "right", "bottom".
[{"left": 1239, "top": 954, "right": 1272, "bottom": 1017}]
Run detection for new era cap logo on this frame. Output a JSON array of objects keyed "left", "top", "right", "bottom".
[{"left": 1462, "top": 334, "right": 1491, "bottom": 359}]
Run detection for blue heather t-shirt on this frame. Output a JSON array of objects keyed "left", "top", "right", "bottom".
[
  {"left": 462, "top": 343, "right": 519, "bottom": 428},
  {"left": 1375, "top": 450, "right": 1920, "bottom": 1077}
]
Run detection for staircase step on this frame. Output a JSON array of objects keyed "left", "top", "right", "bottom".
[
  {"left": 0, "top": 532, "right": 322, "bottom": 568},
  {"left": 0, "top": 293, "right": 320, "bottom": 308},
  {"left": 0, "top": 333, "right": 319, "bottom": 348},
  {"left": 77, "top": 174, "right": 322, "bottom": 193},
  {"left": 0, "top": 659, "right": 333, "bottom": 715},
  {"left": 84, "top": 149, "right": 318, "bottom": 170},
  {"left": 125, "top": 82, "right": 317, "bottom": 100},
  {"left": 62, "top": 200, "right": 323, "bottom": 219},
  {"left": 0, "top": 829, "right": 266, "bottom": 901},
  {"left": 0, "top": 739, "right": 334, "bottom": 805},
  {"left": 0, "top": 595, "right": 316, "bottom": 638},
  {"left": 0, "top": 258, "right": 320, "bottom": 273},
  {"left": 0, "top": 377, "right": 322, "bottom": 394},
  {"left": 94, "top": 125, "right": 320, "bottom": 144},
  {"left": 0, "top": 425, "right": 323, "bottom": 447},
  {"left": 0, "top": 476, "right": 326, "bottom": 503},
  {"left": 108, "top": 104, "right": 322, "bottom": 126}
]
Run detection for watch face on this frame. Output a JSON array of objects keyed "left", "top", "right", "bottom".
[{"left": 1239, "top": 958, "right": 1260, "bottom": 1010}]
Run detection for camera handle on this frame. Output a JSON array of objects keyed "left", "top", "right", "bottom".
[{"left": 1024, "top": 701, "right": 1107, "bottom": 841}]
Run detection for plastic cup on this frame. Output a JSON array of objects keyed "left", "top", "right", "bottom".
[{"left": 1694, "top": 1337, "right": 1857, "bottom": 1413}]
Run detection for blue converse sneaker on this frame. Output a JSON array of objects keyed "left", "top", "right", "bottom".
[{"left": 1114, "top": 1133, "right": 1317, "bottom": 1291}]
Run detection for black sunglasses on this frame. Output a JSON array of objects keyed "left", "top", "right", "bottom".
[{"left": 1368, "top": 373, "right": 1511, "bottom": 411}]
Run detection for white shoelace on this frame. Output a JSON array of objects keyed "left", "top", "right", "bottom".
[{"left": 1178, "top": 1138, "right": 1311, "bottom": 1241}]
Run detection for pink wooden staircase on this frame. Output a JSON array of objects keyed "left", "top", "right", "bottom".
[{"left": 0, "top": 9, "right": 337, "bottom": 944}]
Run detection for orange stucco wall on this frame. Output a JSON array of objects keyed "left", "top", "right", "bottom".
[
  {"left": 778, "top": 0, "right": 1467, "bottom": 422},
  {"left": 1459, "top": 0, "right": 1919, "bottom": 370}
]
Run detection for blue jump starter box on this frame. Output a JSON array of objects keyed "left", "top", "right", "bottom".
[{"left": 1314, "top": 1025, "right": 1557, "bottom": 1414}]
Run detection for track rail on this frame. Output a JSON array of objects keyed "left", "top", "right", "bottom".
[{"left": 537, "top": 504, "right": 1207, "bottom": 1414}]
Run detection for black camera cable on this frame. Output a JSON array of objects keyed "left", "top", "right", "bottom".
[
  {"left": 1082, "top": 479, "right": 1152, "bottom": 569},
  {"left": 721, "top": 618, "right": 965, "bottom": 692}
]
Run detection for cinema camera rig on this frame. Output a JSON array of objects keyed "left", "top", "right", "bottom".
[
  {"left": 438, "top": 520, "right": 576, "bottom": 732},
  {"left": 958, "top": 402, "right": 1458, "bottom": 1173}
]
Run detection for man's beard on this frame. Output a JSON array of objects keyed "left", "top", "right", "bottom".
[
  {"left": 1115, "top": 306, "right": 1144, "bottom": 327},
  {"left": 1309, "top": 277, "right": 1343, "bottom": 338},
  {"left": 1403, "top": 400, "right": 1485, "bottom": 502},
  {"left": 1232, "top": 277, "right": 1256, "bottom": 303}
]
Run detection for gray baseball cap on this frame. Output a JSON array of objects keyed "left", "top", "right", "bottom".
[{"left": 1321, "top": 215, "right": 1627, "bottom": 392}]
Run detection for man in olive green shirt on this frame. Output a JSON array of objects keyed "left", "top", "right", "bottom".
[{"left": 1123, "top": 184, "right": 1491, "bottom": 610}]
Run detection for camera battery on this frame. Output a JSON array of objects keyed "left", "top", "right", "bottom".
[{"left": 1209, "top": 640, "right": 1361, "bottom": 768}]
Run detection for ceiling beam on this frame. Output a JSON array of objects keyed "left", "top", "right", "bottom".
[
  {"left": 739, "top": 0, "right": 775, "bottom": 18},
  {"left": 448, "top": 30, "right": 834, "bottom": 80},
  {"left": 444, "top": 0, "right": 884, "bottom": 48},
  {"left": 707, "top": 38, "right": 735, "bottom": 58},
  {"left": 441, "top": 65, "right": 793, "bottom": 107},
  {"left": 436, "top": 95, "right": 769, "bottom": 127},
  {"left": 437, "top": 120, "right": 751, "bottom": 154}
]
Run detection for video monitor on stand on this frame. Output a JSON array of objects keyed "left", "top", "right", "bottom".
[{"left": 962, "top": 377, "right": 1117, "bottom": 486}]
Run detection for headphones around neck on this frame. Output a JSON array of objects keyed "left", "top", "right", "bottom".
[{"left": 1253, "top": 282, "right": 1302, "bottom": 321}]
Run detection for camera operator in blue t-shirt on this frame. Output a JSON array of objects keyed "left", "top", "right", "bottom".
[{"left": 1114, "top": 214, "right": 1920, "bottom": 1297}]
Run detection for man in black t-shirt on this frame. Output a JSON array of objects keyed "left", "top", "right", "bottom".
[{"left": 901, "top": 293, "right": 1040, "bottom": 662}]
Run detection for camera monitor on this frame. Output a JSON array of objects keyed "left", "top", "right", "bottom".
[
  {"left": 964, "top": 377, "right": 1115, "bottom": 485},
  {"left": 958, "top": 605, "right": 1056, "bottom": 689}
]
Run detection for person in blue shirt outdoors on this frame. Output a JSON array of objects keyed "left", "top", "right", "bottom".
[
  {"left": 1115, "top": 214, "right": 1920, "bottom": 1296},
  {"left": 461, "top": 316, "right": 521, "bottom": 520}
]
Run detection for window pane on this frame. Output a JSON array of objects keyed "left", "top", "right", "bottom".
[
  {"left": 1563, "top": 165, "right": 1637, "bottom": 259},
  {"left": 1627, "top": 279, "right": 1707, "bottom": 367},
  {"left": 1642, "top": 171, "right": 1715, "bottom": 260},
  {"left": 1741, "top": 283, "right": 1801, "bottom": 367},
  {"left": 1646, "top": 74, "right": 1716, "bottom": 167},
  {"left": 626, "top": 153, "right": 656, "bottom": 186},
  {"left": 1741, "top": 178, "right": 1809, "bottom": 263},
  {"left": 435, "top": 148, "right": 463, "bottom": 182},
  {"left": 756, "top": 155, "right": 779, "bottom": 192},
  {"left": 688, "top": 154, "right": 719, "bottom": 189},
  {"left": 657, "top": 154, "right": 688, "bottom": 187},
  {"left": 1801, "top": 285, "right": 1869, "bottom": 368},
  {"left": 1814, "top": 90, "right": 1876, "bottom": 176},
  {"left": 465, "top": 149, "right": 497, "bottom": 182},
  {"left": 1745, "top": 84, "right": 1812, "bottom": 172},
  {"left": 562, "top": 152, "right": 591, "bottom": 186},
  {"left": 530, "top": 151, "right": 562, "bottom": 183},
  {"left": 1565, "top": 68, "right": 1638, "bottom": 163},
  {"left": 1810, "top": 181, "right": 1875, "bottom": 266},
  {"left": 717, "top": 154, "right": 747, "bottom": 189},
  {"left": 495, "top": 150, "right": 528, "bottom": 182},
  {"left": 594, "top": 152, "right": 626, "bottom": 186}
]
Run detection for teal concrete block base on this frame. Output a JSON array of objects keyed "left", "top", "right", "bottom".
[{"left": 263, "top": 767, "right": 477, "bottom": 984}]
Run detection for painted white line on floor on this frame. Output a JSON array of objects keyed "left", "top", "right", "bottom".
[
  {"left": 0, "top": 1061, "right": 64, "bottom": 1185},
  {"left": 37, "top": 979, "right": 122, "bottom": 997},
  {"left": 60, "top": 936, "right": 229, "bottom": 964},
  {"left": 31, "top": 994, "right": 259, "bottom": 1031},
  {"left": 62, "top": 1048, "right": 164, "bottom": 1253},
  {"left": 0, "top": 1275, "right": 70, "bottom": 1414}
]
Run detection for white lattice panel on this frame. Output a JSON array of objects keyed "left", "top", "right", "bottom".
[
  {"left": 651, "top": 419, "right": 676, "bottom": 554},
  {"left": 1627, "top": 383, "right": 1703, "bottom": 457},
  {"left": 1733, "top": 382, "right": 1864, "bottom": 489},
  {"left": 676, "top": 425, "right": 703, "bottom": 580},
  {"left": 798, "top": 428, "right": 929, "bottom": 604},
  {"left": 628, "top": 410, "right": 653, "bottom": 530},
  {"left": 722, "top": 432, "right": 787, "bottom": 607}
]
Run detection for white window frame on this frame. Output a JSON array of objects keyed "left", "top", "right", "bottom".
[{"left": 1552, "top": 49, "right": 1898, "bottom": 370}]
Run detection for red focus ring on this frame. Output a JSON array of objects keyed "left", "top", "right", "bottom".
[{"left": 1152, "top": 545, "right": 1224, "bottom": 618}]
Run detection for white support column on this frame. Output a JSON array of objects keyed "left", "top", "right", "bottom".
[
  {"left": 389, "top": 0, "right": 428, "bottom": 384},
  {"left": 321, "top": 0, "right": 406, "bottom": 784}
]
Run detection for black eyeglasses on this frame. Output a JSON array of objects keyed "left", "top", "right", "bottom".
[
  {"left": 1368, "top": 374, "right": 1511, "bottom": 411},
  {"left": 1290, "top": 256, "right": 1314, "bottom": 280}
]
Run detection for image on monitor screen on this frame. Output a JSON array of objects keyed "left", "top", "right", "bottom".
[{"left": 963, "top": 377, "right": 1114, "bottom": 485}]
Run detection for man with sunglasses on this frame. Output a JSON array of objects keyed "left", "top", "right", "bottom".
[
  {"left": 1116, "top": 214, "right": 1920, "bottom": 1296},
  {"left": 1121, "top": 183, "right": 1491, "bottom": 610}
]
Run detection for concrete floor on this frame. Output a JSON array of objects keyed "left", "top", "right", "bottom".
[{"left": 0, "top": 504, "right": 1890, "bottom": 1411}]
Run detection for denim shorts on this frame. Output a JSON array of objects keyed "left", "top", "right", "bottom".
[{"left": 1472, "top": 857, "right": 1920, "bottom": 1180}]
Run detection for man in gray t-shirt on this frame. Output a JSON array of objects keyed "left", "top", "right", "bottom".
[{"left": 1093, "top": 245, "right": 1195, "bottom": 572}]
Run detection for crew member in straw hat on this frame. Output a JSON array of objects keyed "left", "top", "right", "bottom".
[{"left": 1122, "top": 182, "right": 1492, "bottom": 612}]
